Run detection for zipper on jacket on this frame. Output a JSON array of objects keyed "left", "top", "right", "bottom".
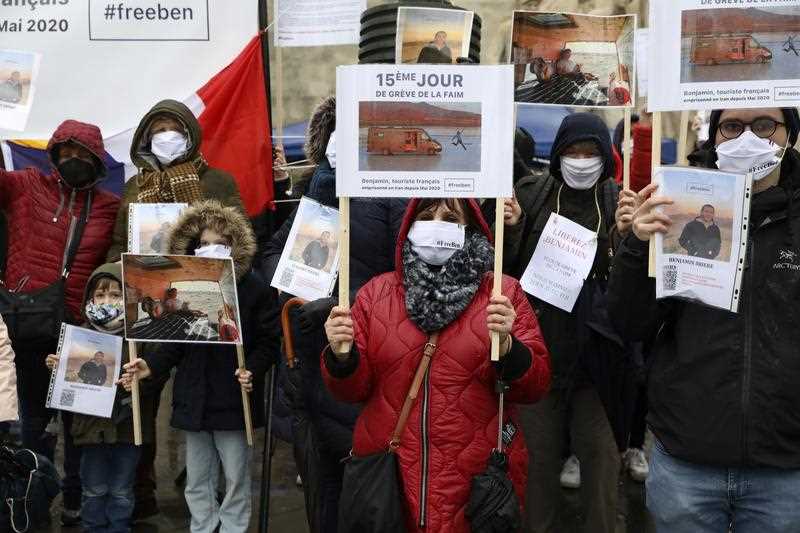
[
  {"left": 741, "top": 238, "right": 754, "bottom": 464},
  {"left": 418, "top": 367, "right": 431, "bottom": 528}
]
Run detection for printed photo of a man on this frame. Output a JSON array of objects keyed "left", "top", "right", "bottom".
[
  {"left": 78, "top": 351, "right": 108, "bottom": 386},
  {"left": 678, "top": 204, "right": 722, "bottom": 259}
]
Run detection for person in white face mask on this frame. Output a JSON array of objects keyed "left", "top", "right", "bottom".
[
  {"left": 611, "top": 107, "right": 800, "bottom": 533},
  {"left": 502, "top": 112, "right": 627, "bottom": 533},
  {"left": 105, "top": 99, "right": 246, "bottom": 264}
]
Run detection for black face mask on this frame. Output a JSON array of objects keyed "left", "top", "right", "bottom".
[{"left": 58, "top": 158, "right": 97, "bottom": 188}]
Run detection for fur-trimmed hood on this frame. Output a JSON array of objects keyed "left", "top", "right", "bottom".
[
  {"left": 168, "top": 200, "right": 256, "bottom": 280},
  {"left": 304, "top": 96, "right": 336, "bottom": 164}
]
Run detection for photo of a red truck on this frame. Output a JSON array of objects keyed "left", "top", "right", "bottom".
[
  {"left": 366, "top": 126, "right": 442, "bottom": 155},
  {"left": 690, "top": 34, "right": 772, "bottom": 66}
]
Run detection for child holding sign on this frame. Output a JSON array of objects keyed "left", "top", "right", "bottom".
[
  {"left": 121, "top": 201, "right": 277, "bottom": 533},
  {"left": 46, "top": 263, "right": 156, "bottom": 533}
]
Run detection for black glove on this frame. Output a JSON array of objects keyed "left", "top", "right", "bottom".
[{"left": 297, "top": 297, "right": 336, "bottom": 336}]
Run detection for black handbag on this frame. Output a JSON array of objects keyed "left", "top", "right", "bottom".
[
  {"left": 337, "top": 332, "right": 440, "bottom": 533},
  {"left": 0, "top": 193, "right": 91, "bottom": 351},
  {"left": 466, "top": 379, "right": 523, "bottom": 533}
]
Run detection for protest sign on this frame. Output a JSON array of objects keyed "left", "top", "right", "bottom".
[
  {"left": 122, "top": 254, "right": 243, "bottom": 345},
  {"left": 275, "top": 0, "right": 365, "bottom": 48},
  {"left": 128, "top": 203, "right": 187, "bottom": 255},
  {"left": 271, "top": 197, "right": 341, "bottom": 301},
  {"left": 0, "top": 49, "right": 42, "bottom": 132},
  {"left": 520, "top": 213, "right": 599, "bottom": 313},
  {"left": 46, "top": 325, "right": 123, "bottom": 418},
  {"left": 654, "top": 167, "right": 751, "bottom": 312},
  {"left": 395, "top": 7, "right": 474, "bottom": 65},
  {"left": 510, "top": 11, "right": 636, "bottom": 108},
  {"left": 336, "top": 64, "right": 514, "bottom": 199},
  {"left": 0, "top": 1, "right": 257, "bottom": 139},
  {"left": 635, "top": 29, "right": 648, "bottom": 98},
  {"left": 648, "top": 1, "right": 800, "bottom": 111}
]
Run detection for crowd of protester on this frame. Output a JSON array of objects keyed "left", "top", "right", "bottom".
[{"left": 1, "top": 97, "right": 799, "bottom": 533}]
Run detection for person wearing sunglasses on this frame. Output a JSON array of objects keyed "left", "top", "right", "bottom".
[{"left": 609, "top": 107, "right": 800, "bottom": 533}]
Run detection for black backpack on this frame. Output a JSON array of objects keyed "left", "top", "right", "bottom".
[{"left": 0, "top": 447, "right": 61, "bottom": 533}]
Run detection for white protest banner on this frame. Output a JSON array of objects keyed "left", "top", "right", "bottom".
[
  {"left": 654, "top": 167, "right": 751, "bottom": 312},
  {"left": 0, "top": 1, "right": 257, "bottom": 139},
  {"left": 47, "top": 324, "right": 123, "bottom": 419},
  {"left": 336, "top": 64, "right": 514, "bottom": 199},
  {"left": 271, "top": 196, "right": 341, "bottom": 301},
  {"left": 519, "top": 213, "right": 598, "bottom": 313},
  {"left": 635, "top": 29, "right": 648, "bottom": 98},
  {"left": 509, "top": 11, "right": 637, "bottom": 108},
  {"left": 648, "top": 1, "right": 800, "bottom": 111},
  {"left": 275, "top": 0, "right": 365, "bottom": 48},
  {"left": 0, "top": 49, "right": 42, "bottom": 132}
]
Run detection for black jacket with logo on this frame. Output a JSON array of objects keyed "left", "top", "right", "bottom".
[{"left": 608, "top": 149, "right": 800, "bottom": 468}]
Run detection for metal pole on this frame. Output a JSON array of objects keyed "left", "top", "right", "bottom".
[{"left": 258, "top": 368, "right": 276, "bottom": 533}]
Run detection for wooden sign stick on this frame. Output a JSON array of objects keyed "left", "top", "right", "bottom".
[
  {"left": 677, "top": 110, "right": 690, "bottom": 165},
  {"left": 623, "top": 108, "right": 632, "bottom": 190},
  {"left": 128, "top": 342, "right": 143, "bottom": 446},
  {"left": 235, "top": 344, "right": 255, "bottom": 447},
  {"left": 491, "top": 197, "right": 506, "bottom": 362},
  {"left": 337, "top": 197, "right": 352, "bottom": 353},
  {"left": 648, "top": 111, "right": 663, "bottom": 278}
]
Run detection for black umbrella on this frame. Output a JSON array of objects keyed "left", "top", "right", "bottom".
[{"left": 466, "top": 381, "right": 522, "bottom": 533}]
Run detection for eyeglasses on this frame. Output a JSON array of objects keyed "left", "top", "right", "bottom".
[{"left": 718, "top": 117, "right": 786, "bottom": 140}]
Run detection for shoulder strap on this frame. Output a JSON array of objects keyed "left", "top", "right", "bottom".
[
  {"left": 62, "top": 191, "right": 92, "bottom": 278},
  {"left": 601, "top": 179, "right": 620, "bottom": 233},
  {"left": 389, "top": 331, "right": 440, "bottom": 451}
]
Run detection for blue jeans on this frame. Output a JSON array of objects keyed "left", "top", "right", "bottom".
[
  {"left": 184, "top": 430, "right": 251, "bottom": 533},
  {"left": 647, "top": 438, "right": 800, "bottom": 533},
  {"left": 80, "top": 443, "right": 141, "bottom": 533}
]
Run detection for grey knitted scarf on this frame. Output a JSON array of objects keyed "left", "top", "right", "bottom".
[{"left": 403, "top": 231, "right": 494, "bottom": 333}]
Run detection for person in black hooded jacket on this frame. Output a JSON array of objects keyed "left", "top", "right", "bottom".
[
  {"left": 609, "top": 107, "right": 800, "bottom": 533},
  {"left": 262, "top": 96, "right": 408, "bottom": 533},
  {"left": 503, "top": 113, "right": 624, "bottom": 533}
]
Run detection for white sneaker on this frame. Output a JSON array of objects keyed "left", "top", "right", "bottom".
[
  {"left": 624, "top": 448, "right": 649, "bottom": 482},
  {"left": 296, "top": 474, "right": 303, "bottom": 487},
  {"left": 559, "top": 455, "right": 581, "bottom": 489}
]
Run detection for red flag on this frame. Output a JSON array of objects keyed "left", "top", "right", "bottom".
[{"left": 195, "top": 36, "right": 273, "bottom": 216}]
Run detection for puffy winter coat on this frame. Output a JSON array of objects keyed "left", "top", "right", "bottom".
[
  {"left": 0, "top": 120, "right": 119, "bottom": 321},
  {"left": 106, "top": 99, "right": 244, "bottom": 262},
  {"left": 143, "top": 201, "right": 278, "bottom": 431},
  {"left": 0, "top": 314, "right": 16, "bottom": 422},
  {"left": 322, "top": 199, "right": 551, "bottom": 533}
]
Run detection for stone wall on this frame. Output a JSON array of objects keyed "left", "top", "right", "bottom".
[{"left": 268, "top": 0, "right": 686, "bottom": 140}]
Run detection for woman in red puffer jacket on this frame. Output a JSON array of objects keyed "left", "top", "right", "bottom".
[{"left": 323, "top": 198, "right": 551, "bottom": 533}]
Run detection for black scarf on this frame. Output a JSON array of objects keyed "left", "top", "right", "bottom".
[{"left": 403, "top": 231, "right": 493, "bottom": 333}]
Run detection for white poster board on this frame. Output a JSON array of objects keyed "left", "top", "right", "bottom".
[
  {"left": 395, "top": 7, "right": 474, "bottom": 64},
  {"left": 47, "top": 325, "right": 123, "bottom": 418},
  {"left": 648, "top": 1, "right": 800, "bottom": 111},
  {"left": 336, "top": 64, "right": 514, "bottom": 198},
  {"left": 0, "top": 49, "right": 42, "bottom": 132},
  {"left": 635, "top": 29, "right": 648, "bottom": 98},
  {"left": 0, "top": 1, "right": 258, "bottom": 139},
  {"left": 654, "top": 167, "right": 751, "bottom": 312},
  {"left": 128, "top": 203, "right": 188, "bottom": 254},
  {"left": 519, "top": 213, "right": 598, "bottom": 313},
  {"left": 271, "top": 197, "right": 341, "bottom": 301},
  {"left": 274, "top": 0, "right": 366, "bottom": 48},
  {"left": 509, "top": 11, "right": 637, "bottom": 108}
]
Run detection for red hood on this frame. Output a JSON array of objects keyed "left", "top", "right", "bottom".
[
  {"left": 394, "top": 198, "right": 493, "bottom": 278},
  {"left": 46, "top": 120, "right": 107, "bottom": 184}
]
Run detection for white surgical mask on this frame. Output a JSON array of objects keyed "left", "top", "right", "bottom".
[
  {"left": 195, "top": 244, "right": 232, "bottom": 259},
  {"left": 560, "top": 156, "right": 604, "bottom": 190},
  {"left": 407, "top": 220, "right": 465, "bottom": 266},
  {"left": 716, "top": 130, "right": 785, "bottom": 182},
  {"left": 151, "top": 130, "right": 189, "bottom": 166},
  {"left": 325, "top": 131, "right": 336, "bottom": 169}
]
